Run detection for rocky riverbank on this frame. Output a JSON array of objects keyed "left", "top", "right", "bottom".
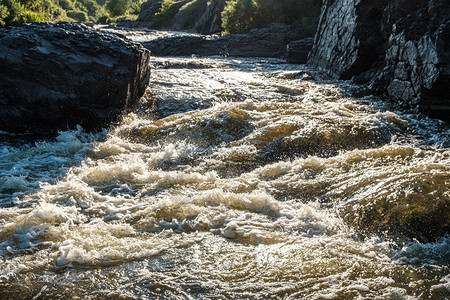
[
  {"left": 113, "top": 22, "right": 311, "bottom": 61},
  {"left": 141, "top": 23, "right": 294, "bottom": 58},
  {"left": 0, "top": 23, "right": 151, "bottom": 135}
]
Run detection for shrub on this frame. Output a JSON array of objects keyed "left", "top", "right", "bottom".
[
  {"left": 1, "top": 0, "right": 25, "bottom": 25},
  {"left": 78, "top": 0, "right": 100, "bottom": 17},
  {"left": 105, "top": 0, "right": 131, "bottom": 17},
  {"left": 221, "top": 0, "right": 257, "bottom": 34},
  {"left": 66, "top": 8, "right": 87, "bottom": 20},
  {"left": 0, "top": 0, "right": 50, "bottom": 25},
  {"left": 0, "top": 4, "right": 9, "bottom": 25},
  {"left": 96, "top": 13, "right": 108, "bottom": 23},
  {"left": 58, "top": 0, "right": 74, "bottom": 10},
  {"left": 126, "top": 0, "right": 143, "bottom": 15},
  {"left": 154, "top": 0, "right": 176, "bottom": 26},
  {"left": 22, "top": 9, "right": 46, "bottom": 21},
  {"left": 21, "top": 0, "right": 52, "bottom": 13},
  {"left": 52, "top": 6, "right": 63, "bottom": 16}
]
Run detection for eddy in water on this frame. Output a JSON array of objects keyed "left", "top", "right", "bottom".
[{"left": 0, "top": 56, "right": 449, "bottom": 299}]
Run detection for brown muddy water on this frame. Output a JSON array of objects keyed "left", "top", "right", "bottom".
[{"left": 0, "top": 54, "right": 449, "bottom": 299}]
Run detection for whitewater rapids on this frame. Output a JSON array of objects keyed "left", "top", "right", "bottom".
[{"left": 0, "top": 56, "right": 449, "bottom": 299}]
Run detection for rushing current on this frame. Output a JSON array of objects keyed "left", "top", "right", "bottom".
[{"left": 1, "top": 53, "right": 449, "bottom": 299}]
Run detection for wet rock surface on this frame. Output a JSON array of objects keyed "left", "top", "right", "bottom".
[
  {"left": 0, "top": 22, "right": 151, "bottom": 135},
  {"left": 307, "top": 0, "right": 450, "bottom": 123}
]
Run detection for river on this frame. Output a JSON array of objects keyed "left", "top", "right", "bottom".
[{"left": 0, "top": 53, "right": 449, "bottom": 299}]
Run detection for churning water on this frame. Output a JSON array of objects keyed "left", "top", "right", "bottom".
[{"left": 0, "top": 55, "right": 449, "bottom": 299}]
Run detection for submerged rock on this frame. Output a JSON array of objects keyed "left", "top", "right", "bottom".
[
  {"left": 307, "top": 0, "right": 450, "bottom": 123},
  {"left": 0, "top": 22, "right": 151, "bottom": 135}
]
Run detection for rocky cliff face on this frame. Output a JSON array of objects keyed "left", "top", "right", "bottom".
[
  {"left": 307, "top": 0, "right": 450, "bottom": 122},
  {"left": 194, "top": 0, "right": 225, "bottom": 34},
  {"left": 0, "top": 23, "right": 151, "bottom": 135}
]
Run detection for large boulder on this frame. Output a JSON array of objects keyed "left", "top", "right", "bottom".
[
  {"left": 307, "top": 0, "right": 450, "bottom": 122},
  {"left": 0, "top": 22, "right": 151, "bottom": 135}
]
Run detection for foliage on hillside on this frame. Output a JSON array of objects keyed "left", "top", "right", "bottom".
[
  {"left": 221, "top": 0, "right": 322, "bottom": 34},
  {"left": 0, "top": 0, "right": 321, "bottom": 35},
  {"left": 0, "top": 0, "right": 144, "bottom": 26},
  {"left": 154, "top": 0, "right": 176, "bottom": 26},
  {"left": 136, "top": 0, "right": 321, "bottom": 34}
]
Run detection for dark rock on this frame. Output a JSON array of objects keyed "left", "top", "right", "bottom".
[
  {"left": 0, "top": 22, "right": 151, "bottom": 135},
  {"left": 143, "top": 23, "right": 292, "bottom": 58},
  {"left": 224, "top": 24, "right": 292, "bottom": 58},
  {"left": 288, "top": 18, "right": 320, "bottom": 40},
  {"left": 382, "top": 19, "right": 450, "bottom": 121},
  {"left": 286, "top": 38, "right": 314, "bottom": 64},
  {"left": 194, "top": 0, "right": 225, "bottom": 35},
  {"left": 137, "top": 0, "right": 192, "bottom": 30},
  {"left": 308, "top": 0, "right": 450, "bottom": 123}
]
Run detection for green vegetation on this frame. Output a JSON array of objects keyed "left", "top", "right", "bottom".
[
  {"left": 105, "top": 0, "right": 130, "bottom": 16},
  {"left": 0, "top": 0, "right": 51, "bottom": 26},
  {"left": 222, "top": 0, "right": 322, "bottom": 34},
  {"left": 127, "top": 0, "right": 143, "bottom": 15},
  {"left": 221, "top": 0, "right": 256, "bottom": 34},
  {"left": 0, "top": 0, "right": 143, "bottom": 27},
  {"left": 66, "top": 9, "right": 87, "bottom": 21},
  {"left": 0, "top": 0, "right": 320, "bottom": 35},
  {"left": 154, "top": 0, "right": 176, "bottom": 27},
  {"left": 0, "top": 5, "right": 8, "bottom": 26}
]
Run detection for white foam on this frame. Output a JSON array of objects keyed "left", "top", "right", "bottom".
[{"left": 1, "top": 56, "right": 448, "bottom": 298}]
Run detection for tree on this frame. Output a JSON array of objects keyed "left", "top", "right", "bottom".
[
  {"left": 79, "top": 0, "right": 101, "bottom": 18},
  {"left": 221, "top": 0, "right": 257, "bottom": 34},
  {"left": 0, "top": 0, "right": 28, "bottom": 25},
  {"left": 105, "top": 0, "right": 130, "bottom": 17}
]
